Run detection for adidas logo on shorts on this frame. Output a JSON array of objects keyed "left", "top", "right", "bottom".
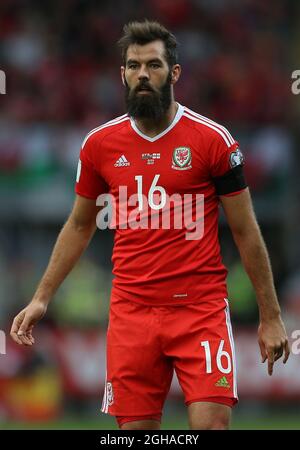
[
  {"left": 215, "top": 376, "right": 230, "bottom": 388},
  {"left": 114, "top": 155, "right": 130, "bottom": 167}
]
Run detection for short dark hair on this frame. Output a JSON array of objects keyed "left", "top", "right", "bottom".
[{"left": 117, "top": 20, "right": 178, "bottom": 68}]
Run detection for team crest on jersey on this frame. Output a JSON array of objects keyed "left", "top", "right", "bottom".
[
  {"left": 229, "top": 148, "right": 244, "bottom": 168},
  {"left": 106, "top": 382, "right": 114, "bottom": 406},
  {"left": 172, "top": 147, "right": 192, "bottom": 170}
]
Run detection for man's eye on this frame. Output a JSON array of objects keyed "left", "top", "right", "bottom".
[
  {"left": 128, "top": 64, "right": 138, "bottom": 69},
  {"left": 150, "top": 64, "right": 160, "bottom": 69}
]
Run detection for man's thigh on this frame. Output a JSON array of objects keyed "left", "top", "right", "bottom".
[
  {"left": 102, "top": 297, "right": 173, "bottom": 418},
  {"left": 162, "top": 298, "right": 238, "bottom": 410},
  {"left": 117, "top": 416, "right": 161, "bottom": 430}
]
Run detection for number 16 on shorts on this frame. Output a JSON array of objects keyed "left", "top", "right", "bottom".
[{"left": 201, "top": 340, "right": 232, "bottom": 374}]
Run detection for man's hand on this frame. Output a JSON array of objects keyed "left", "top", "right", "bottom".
[
  {"left": 9, "top": 195, "right": 99, "bottom": 347},
  {"left": 258, "top": 316, "right": 290, "bottom": 376},
  {"left": 10, "top": 300, "right": 47, "bottom": 346}
]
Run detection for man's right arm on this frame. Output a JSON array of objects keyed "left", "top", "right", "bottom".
[{"left": 10, "top": 194, "right": 100, "bottom": 346}]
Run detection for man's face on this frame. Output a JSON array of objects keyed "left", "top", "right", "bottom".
[{"left": 121, "top": 40, "right": 175, "bottom": 120}]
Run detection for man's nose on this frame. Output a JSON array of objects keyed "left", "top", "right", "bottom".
[{"left": 138, "top": 65, "right": 149, "bottom": 80}]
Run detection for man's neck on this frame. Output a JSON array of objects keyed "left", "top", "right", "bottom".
[{"left": 132, "top": 101, "right": 178, "bottom": 138}]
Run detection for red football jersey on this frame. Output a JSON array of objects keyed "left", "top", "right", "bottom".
[{"left": 75, "top": 103, "right": 246, "bottom": 306}]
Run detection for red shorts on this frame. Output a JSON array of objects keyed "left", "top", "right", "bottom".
[{"left": 101, "top": 296, "right": 238, "bottom": 420}]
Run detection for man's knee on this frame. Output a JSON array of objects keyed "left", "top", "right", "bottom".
[
  {"left": 190, "top": 415, "right": 230, "bottom": 430},
  {"left": 204, "top": 416, "right": 230, "bottom": 430},
  {"left": 187, "top": 401, "right": 232, "bottom": 430}
]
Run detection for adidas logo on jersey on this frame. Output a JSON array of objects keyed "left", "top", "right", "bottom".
[{"left": 114, "top": 155, "right": 130, "bottom": 167}]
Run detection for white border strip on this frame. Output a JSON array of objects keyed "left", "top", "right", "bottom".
[
  {"left": 82, "top": 115, "right": 129, "bottom": 149},
  {"left": 224, "top": 298, "right": 238, "bottom": 400},
  {"left": 183, "top": 112, "right": 232, "bottom": 148},
  {"left": 130, "top": 103, "right": 184, "bottom": 142},
  {"left": 101, "top": 370, "right": 108, "bottom": 413},
  {"left": 184, "top": 106, "right": 235, "bottom": 146}
]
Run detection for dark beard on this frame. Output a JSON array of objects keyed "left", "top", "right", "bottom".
[{"left": 124, "top": 72, "right": 172, "bottom": 121}]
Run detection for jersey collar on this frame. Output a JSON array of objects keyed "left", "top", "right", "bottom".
[{"left": 129, "top": 103, "right": 184, "bottom": 142}]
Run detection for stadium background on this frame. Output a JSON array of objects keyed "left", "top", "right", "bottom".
[{"left": 0, "top": 0, "right": 300, "bottom": 429}]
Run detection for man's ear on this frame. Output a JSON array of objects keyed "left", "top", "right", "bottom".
[
  {"left": 171, "top": 64, "right": 181, "bottom": 85},
  {"left": 120, "top": 66, "right": 126, "bottom": 86}
]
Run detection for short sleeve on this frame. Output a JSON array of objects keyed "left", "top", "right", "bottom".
[
  {"left": 75, "top": 134, "right": 108, "bottom": 199},
  {"left": 209, "top": 130, "right": 247, "bottom": 196},
  {"left": 209, "top": 133, "right": 244, "bottom": 178}
]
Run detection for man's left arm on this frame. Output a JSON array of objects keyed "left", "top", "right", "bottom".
[{"left": 220, "top": 188, "right": 290, "bottom": 375}]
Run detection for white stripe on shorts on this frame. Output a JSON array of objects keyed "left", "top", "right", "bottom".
[
  {"left": 101, "top": 370, "right": 108, "bottom": 413},
  {"left": 224, "top": 298, "right": 238, "bottom": 400}
]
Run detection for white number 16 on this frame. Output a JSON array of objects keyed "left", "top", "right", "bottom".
[
  {"left": 200, "top": 340, "right": 232, "bottom": 374},
  {"left": 135, "top": 174, "right": 166, "bottom": 211}
]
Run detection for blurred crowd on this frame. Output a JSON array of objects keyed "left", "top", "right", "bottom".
[
  {"left": 0, "top": 0, "right": 298, "bottom": 191},
  {"left": 1, "top": 0, "right": 300, "bottom": 421}
]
